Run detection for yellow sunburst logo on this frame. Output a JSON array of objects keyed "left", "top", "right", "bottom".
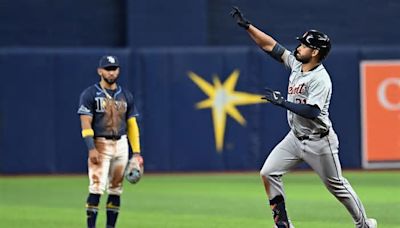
[{"left": 188, "top": 69, "right": 266, "bottom": 152}]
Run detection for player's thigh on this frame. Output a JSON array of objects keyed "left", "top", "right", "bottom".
[
  {"left": 260, "top": 132, "right": 302, "bottom": 176},
  {"left": 305, "top": 134, "right": 342, "bottom": 181},
  {"left": 108, "top": 137, "right": 129, "bottom": 191},
  {"left": 89, "top": 141, "right": 113, "bottom": 194}
]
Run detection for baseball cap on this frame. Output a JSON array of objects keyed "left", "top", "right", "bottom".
[{"left": 99, "top": 55, "right": 120, "bottom": 68}]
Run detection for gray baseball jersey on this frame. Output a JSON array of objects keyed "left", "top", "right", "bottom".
[
  {"left": 282, "top": 49, "right": 332, "bottom": 136},
  {"left": 260, "top": 49, "right": 372, "bottom": 228}
]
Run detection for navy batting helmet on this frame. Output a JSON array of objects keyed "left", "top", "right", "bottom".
[{"left": 297, "top": 30, "right": 331, "bottom": 60}]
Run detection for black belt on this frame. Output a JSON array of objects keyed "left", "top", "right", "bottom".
[
  {"left": 95, "top": 135, "right": 121, "bottom": 140},
  {"left": 295, "top": 130, "right": 329, "bottom": 141}
]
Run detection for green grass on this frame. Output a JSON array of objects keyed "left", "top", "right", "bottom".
[{"left": 0, "top": 171, "right": 399, "bottom": 227}]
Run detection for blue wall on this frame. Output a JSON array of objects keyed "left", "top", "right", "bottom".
[
  {"left": 208, "top": 0, "right": 400, "bottom": 46},
  {"left": 127, "top": 0, "right": 208, "bottom": 47},
  {"left": 1, "top": 0, "right": 400, "bottom": 173},
  {"left": 0, "top": 0, "right": 126, "bottom": 46},
  {"left": 1, "top": 46, "right": 396, "bottom": 174},
  {"left": 2, "top": 0, "right": 400, "bottom": 47}
]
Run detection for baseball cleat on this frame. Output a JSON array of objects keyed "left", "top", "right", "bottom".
[{"left": 366, "top": 218, "right": 377, "bottom": 228}]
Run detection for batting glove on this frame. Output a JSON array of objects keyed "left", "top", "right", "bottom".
[
  {"left": 230, "top": 6, "right": 251, "bottom": 29},
  {"left": 262, "top": 87, "right": 286, "bottom": 106}
]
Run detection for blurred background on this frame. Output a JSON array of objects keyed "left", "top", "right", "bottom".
[{"left": 1, "top": 0, "right": 399, "bottom": 174}]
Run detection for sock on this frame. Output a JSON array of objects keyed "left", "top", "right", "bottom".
[
  {"left": 106, "top": 194, "right": 120, "bottom": 228},
  {"left": 86, "top": 193, "right": 101, "bottom": 228},
  {"left": 269, "top": 195, "right": 289, "bottom": 228}
]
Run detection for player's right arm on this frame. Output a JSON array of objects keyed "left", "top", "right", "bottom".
[
  {"left": 77, "top": 87, "right": 101, "bottom": 164},
  {"left": 80, "top": 115, "right": 101, "bottom": 164}
]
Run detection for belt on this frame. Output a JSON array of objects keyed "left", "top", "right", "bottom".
[
  {"left": 95, "top": 135, "right": 121, "bottom": 140},
  {"left": 295, "top": 130, "right": 329, "bottom": 141}
]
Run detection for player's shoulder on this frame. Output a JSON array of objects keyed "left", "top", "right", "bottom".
[
  {"left": 312, "top": 65, "right": 332, "bottom": 85},
  {"left": 286, "top": 51, "right": 302, "bottom": 70},
  {"left": 80, "top": 83, "right": 101, "bottom": 97},
  {"left": 118, "top": 85, "right": 134, "bottom": 97},
  {"left": 316, "top": 65, "right": 331, "bottom": 78}
]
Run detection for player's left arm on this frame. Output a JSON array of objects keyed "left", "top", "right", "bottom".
[
  {"left": 125, "top": 90, "right": 144, "bottom": 165},
  {"left": 126, "top": 115, "right": 144, "bottom": 184},
  {"left": 127, "top": 117, "right": 144, "bottom": 172},
  {"left": 127, "top": 117, "right": 141, "bottom": 154},
  {"left": 262, "top": 87, "right": 321, "bottom": 119},
  {"left": 281, "top": 102, "right": 321, "bottom": 119}
]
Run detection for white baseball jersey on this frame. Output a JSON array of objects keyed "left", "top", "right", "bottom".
[{"left": 281, "top": 50, "right": 332, "bottom": 136}]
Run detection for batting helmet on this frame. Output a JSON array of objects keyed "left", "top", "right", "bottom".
[{"left": 297, "top": 30, "right": 331, "bottom": 60}]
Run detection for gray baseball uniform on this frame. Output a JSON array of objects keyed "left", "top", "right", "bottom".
[{"left": 260, "top": 49, "right": 370, "bottom": 227}]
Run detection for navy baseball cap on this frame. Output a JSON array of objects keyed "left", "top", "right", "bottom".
[{"left": 99, "top": 55, "right": 120, "bottom": 68}]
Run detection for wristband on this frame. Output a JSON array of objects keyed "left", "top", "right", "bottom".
[
  {"left": 82, "top": 129, "right": 94, "bottom": 137},
  {"left": 267, "top": 43, "right": 285, "bottom": 62},
  {"left": 83, "top": 137, "right": 95, "bottom": 150}
]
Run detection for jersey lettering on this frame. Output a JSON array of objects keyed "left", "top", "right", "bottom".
[
  {"left": 95, "top": 97, "right": 128, "bottom": 113},
  {"left": 95, "top": 97, "right": 106, "bottom": 112},
  {"left": 288, "top": 83, "right": 306, "bottom": 94}
]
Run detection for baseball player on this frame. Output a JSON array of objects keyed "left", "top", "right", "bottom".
[
  {"left": 231, "top": 7, "right": 377, "bottom": 228},
  {"left": 77, "top": 55, "right": 143, "bottom": 228}
]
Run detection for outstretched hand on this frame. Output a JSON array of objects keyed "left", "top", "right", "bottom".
[
  {"left": 262, "top": 87, "right": 286, "bottom": 106},
  {"left": 230, "top": 6, "right": 251, "bottom": 29}
]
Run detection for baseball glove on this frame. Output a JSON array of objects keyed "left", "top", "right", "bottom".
[{"left": 125, "top": 155, "right": 144, "bottom": 184}]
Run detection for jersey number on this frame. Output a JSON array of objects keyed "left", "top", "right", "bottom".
[
  {"left": 295, "top": 98, "right": 307, "bottom": 104},
  {"left": 95, "top": 97, "right": 106, "bottom": 112}
]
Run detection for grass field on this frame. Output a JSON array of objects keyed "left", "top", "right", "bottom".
[{"left": 0, "top": 171, "right": 399, "bottom": 228}]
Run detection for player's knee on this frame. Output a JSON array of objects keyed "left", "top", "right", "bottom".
[
  {"left": 260, "top": 166, "right": 274, "bottom": 178},
  {"left": 323, "top": 176, "right": 349, "bottom": 194},
  {"left": 89, "top": 183, "right": 107, "bottom": 195},
  {"left": 107, "top": 187, "right": 123, "bottom": 196}
]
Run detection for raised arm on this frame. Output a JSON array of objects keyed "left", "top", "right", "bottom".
[
  {"left": 230, "top": 6, "right": 286, "bottom": 62},
  {"left": 247, "top": 25, "right": 277, "bottom": 52}
]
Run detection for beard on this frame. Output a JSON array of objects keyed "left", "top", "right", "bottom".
[
  {"left": 102, "top": 76, "right": 118, "bottom": 85},
  {"left": 294, "top": 50, "right": 312, "bottom": 64}
]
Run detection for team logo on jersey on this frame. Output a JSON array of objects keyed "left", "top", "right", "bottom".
[
  {"left": 288, "top": 83, "right": 306, "bottom": 94},
  {"left": 78, "top": 105, "right": 91, "bottom": 114},
  {"left": 188, "top": 69, "right": 266, "bottom": 152},
  {"left": 95, "top": 97, "right": 127, "bottom": 112}
]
